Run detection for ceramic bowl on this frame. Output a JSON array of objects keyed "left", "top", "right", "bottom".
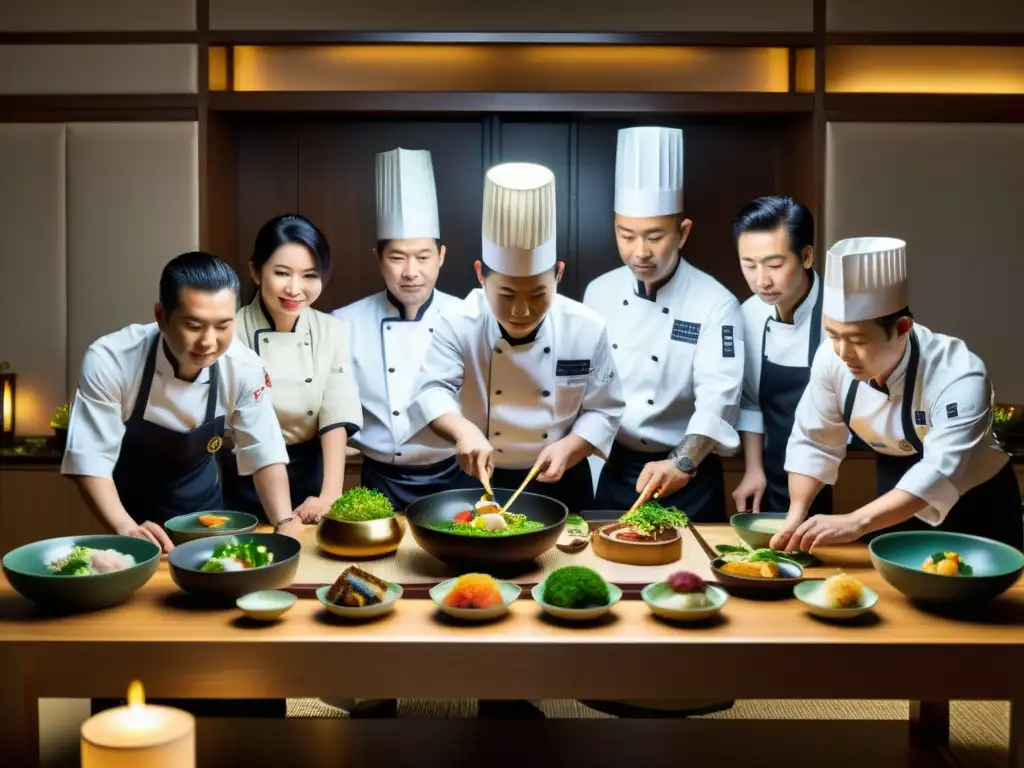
[
  {"left": 168, "top": 533, "right": 301, "bottom": 602},
  {"left": 641, "top": 581, "right": 729, "bottom": 621},
  {"left": 316, "top": 515, "right": 405, "bottom": 558},
  {"left": 869, "top": 531, "right": 1024, "bottom": 604},
  {"left": 429, "top": 577, "right": 521, "bottom": 621},
  {"left": 729, "top": 512, "right": 788, "bottom": 549},
  {"left": 316, "top": 582, "right": 403, "bottom": 620},
  {"left": 164, "top": 510, "right": 259, "bottom": 546},
  {"left": 793, "top": 579, "right": 878, "bottom": 620},
  {"left": 236, "top": 589, "right": 297, "bottom": 621},
  {"left": 531, "top": 580, "right": 623, "bottom": 621},
  {"left": 2, "top": 534, "right": 161, "bottom": 613},
  {"left": 710, "top": 557, "right": 803, "bottom": 598}
]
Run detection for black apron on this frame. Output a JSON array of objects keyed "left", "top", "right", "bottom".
[
  {"left": 111, "top": 334, "right": 224, "bottom": 526},
  {"left": 491, "top": 457, "right": 595, "bottom": 514},
  {"left": 758, "top": 283, "right": 833, "bottom": 517},
  {"left": 595, "top": 442, "right": 726, "bottom": 522},
  {"left": 361, "top": 454, "right": 476, "bottom": 511},
  {"left": 842, "top": 333, "right": 1023, "bottom": 548},
  {"left": 221, "top": 437, "right": 324, "bottom": 522}
]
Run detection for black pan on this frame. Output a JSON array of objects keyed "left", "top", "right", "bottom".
[
  {"left": 168, "top": 533, "right": 301, "bottom": 603},
  {"left": 404, "top": 488, "right": 568, "bottom": 566}
]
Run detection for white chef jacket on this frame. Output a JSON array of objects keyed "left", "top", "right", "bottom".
[
  {"left": 332, "top": 289, "right": 463, "bottom": 465},
  {"left": 582, "top": 260, "right": 744, "bottom": 453},
  {"left": 235, "top": 297, "right": 363, "bottom": 446},
  {"left": 737, "top": 271, "right": 824, "bottom": 434},
  {"left": 405, "top": 289, "right": 625, "bottom": 470},
  {"left": 785, "top": 322, "right": 1010, "bottom": 525},
  {"left": 61, "top": 322, "right": 289, "bottom": 479}
]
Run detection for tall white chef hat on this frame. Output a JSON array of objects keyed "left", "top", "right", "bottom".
[
  {"left": 375, "top": 147, "right": 440, "bottom": 240},
  {"left": 480, "top": 162, "right": 557, "bottom": 277},
  {"left": 822, "top": 237, "right": 909, "bottom": 322},
  {"left": 614, "top": 126, "right": 684, "bottom": 218}
]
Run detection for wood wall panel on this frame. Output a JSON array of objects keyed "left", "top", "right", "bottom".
[
  {"left": 66, "top": 122, "right": 199, "bottom": 397},
  {"left": 826, "top": 0, "right": 1024, "bottom": 33},
  {"left": 0, "top": 0, "right": 196, "bottom": 32},
  {"left": 825, "top": 121, "right": 1024, "bottom": 402},
  {"left": 0, "top": 124, "right": 66, "bottom": 436},
  {"left": 0, "top": 45, "right": 198, "bottom": 95},
  {"left": 210, "top": 0, "right": 813, "bottom": 32}
]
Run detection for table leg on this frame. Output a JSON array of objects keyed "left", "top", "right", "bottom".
[
  {"left": 0, "top": 646, "right": 39, "bottom": 768},
  {"left": 1010, "top": 700, "right": 1023, "bottom": 768},
  {"left": 910, "top": 700, "right": 950, "bottom": 748}
]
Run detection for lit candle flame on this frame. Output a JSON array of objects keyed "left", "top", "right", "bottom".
[
  {"left": 126, "top": 680, "right": 146, "bottom": 709},
  {"left": 2, "top": 380, "right": 11, "bottom": 432}
]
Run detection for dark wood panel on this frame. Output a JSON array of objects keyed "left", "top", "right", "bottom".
[
  {"left": 776, "top": 115, "right": 817, "bottom": 265},
  {"left": 0, "top": 32, "right": 197, "bottom": 44},
  {"left": 203, "top": 112, "right": 238, "bottom": 263},
  {"left": 208, "top": 31, "right": 816, "bottom": 46},
  {"left": 824, "top": 94, "right": 1024, "bottom": 123},
  {"left": 295, "top": 119, "right": 486, "bottom": 311},
  {"left": 825, "top": 32, "right": 1024, "bottom": 46}
]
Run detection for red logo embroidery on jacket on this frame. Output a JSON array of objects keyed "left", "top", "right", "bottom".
[{"left": 252, "top": 369, "right": 273, "bottom": 403}]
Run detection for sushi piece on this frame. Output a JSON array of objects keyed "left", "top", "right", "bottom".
[
  {"left": 198, "top": 514, "right": 229, "bottom": 528},
  {"left": 443, "top": 573, "right": 504, "bottom": 609},
  {"left": 471, "top": 513, "right": 509, "bottom": 532},
  {"left": 665, "top": 570, "right": 709, "bottom": 608},
  {"left": 721, "top": 560, "right": 780, "bottom": 579},
  {"left": 327, "top": 566, "right": 390, "bottom": 607},
  {"left": 822, "top": 572, "right": 864, "bottom": 608}
]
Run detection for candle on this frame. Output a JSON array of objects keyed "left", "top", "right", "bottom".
[{"left": 81, "top": 681, "right": 195, "bottom": 768}]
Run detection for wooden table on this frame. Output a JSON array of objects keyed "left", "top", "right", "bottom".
[{"left": 1, "top": 523, "right": 1022, "bottom": 767}]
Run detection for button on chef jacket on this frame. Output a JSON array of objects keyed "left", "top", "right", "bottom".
[
  {"left": 333, "top": 289, "right": 463, "bottom": 465},
  {"left": 582, "top": 260, "right": 744, "bottom": 453},
  {"left": 405, "top": 289, "right": 625, "bottom": 469},
  {"left": 786, "top": 322, "right": 1010, "bottom": 526},
  {"left": 61, "top": 322, "right": 289, "bottom": 479}
]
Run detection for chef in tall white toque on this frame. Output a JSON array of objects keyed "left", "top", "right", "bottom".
[
  {"left": 405, "top": 161, "right": 625, "bottom": 514},
  {"left": 583, "top": 126, "right": 745, "bottom": 521},
  {"left": 332, "top": 147, "right": 472, "bottom": 510},
  {"left": 773, "top": 237, "right": 1023, "bottom": 551},
  {"left": 60, "top": 252, "right": 299, "bottom": 552}
]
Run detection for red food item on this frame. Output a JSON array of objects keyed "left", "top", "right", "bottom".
[
  {"left": 453, "top": 510, "right": 474, "bottom": 525},
  {"left": 667, "top": 570, "right": 704, "bottom": 594},
  {"left": 615, "top": 530, "right": 644, "bottom": 541}
]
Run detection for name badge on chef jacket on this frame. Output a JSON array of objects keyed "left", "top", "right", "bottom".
[
  {"left": 671, "top": 320, "right": 701, "bottom": 345},
  {"left": 556, "top": 359, "right": 591, "bottom": 377}
]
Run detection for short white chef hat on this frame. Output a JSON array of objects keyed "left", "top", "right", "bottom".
[
  {"left": 481, "top": 162, "right": 557, "bottom": 277},
  {"left": 376, "top": 148, "right": 440, "bottom": 240},
  {"left": 823, "top": 237, "right": 909, "bottom": 322},
  {"left": 614, "top": 126, "right": 684, "bottom": 218}
]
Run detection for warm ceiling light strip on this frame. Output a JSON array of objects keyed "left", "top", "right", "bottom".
[{"left": 827, "top": 46, "right": 1024, "bottom": 94}]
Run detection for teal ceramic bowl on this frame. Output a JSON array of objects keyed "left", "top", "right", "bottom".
[
  {"left": 2, "top": 534, "right": 161, "bottom": 612},
  {"left": 869, "top": 531, "right": 1024, "bottom": 604},
  {"left": 641, "top": 581, "right": 728, "bottom": 622},
  {"left": 164, "top": 510, "right": 259, "bottom": 546},
  {"left": 729, "top": 512, "right": 787, "bottom": 549},
  {"left": 168, "top": 533, "right": 301, "bottom": 602},
  {"left": 531, "top": 580, "right": 623, "bottom": 621},
  {"left": 316, "top": 582, "right": 403, "bottom": 620},
  {"left": 794, "top": 578, "right": 878, "bottom": 620},
  {"left": 429, "top": 577, "right": 521, "bottom": 621},
  {"left": 236, "top": 589, "right": 297, "bottom": 621}
]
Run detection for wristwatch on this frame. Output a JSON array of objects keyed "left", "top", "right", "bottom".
[
  {"left": 273, "top": 516, "right": 296, "bottom": 533},
  {"left": 671, "top": 454, "right": 697, "bottom": 477}
]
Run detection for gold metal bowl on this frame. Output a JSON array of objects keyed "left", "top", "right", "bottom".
[{"left": 315, "top": 516, "right": 405, "bottom": 558}]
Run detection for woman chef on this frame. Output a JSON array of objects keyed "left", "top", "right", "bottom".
[
  {"left": 731, "top": 196, "right": 833, "bottom": 517},
  {"left": 332, "top": 148, "right": 470, "bottom": 509},
  {"left": 222, "top": 214, "right": 363, "bottom": 522},
  {"left": 773, "top": 237, "right": 1023, "bottom": 551},
  {"left": 406, "top": 162, "right": 625, "bottom": 515},
  {"left": 583, "top": 126, "right": 745, "bottom": 521},
  {"left": 60, "top": 251, "right": 299, "bottom": 551}
]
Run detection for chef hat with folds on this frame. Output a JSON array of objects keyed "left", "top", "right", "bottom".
[
  {"left": 822, "top": 237, "right": 909, "bottom": 322},
  {"left": 375, "top": 147, "right": 440, "bottom": 240},
  {"left": 480, "top": 162, "right": 557, "bottom": 277},
  {"left": 614, "top": 126, "right": 684, "bottom": 217}
]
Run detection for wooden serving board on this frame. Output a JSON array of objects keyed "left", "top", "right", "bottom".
[{"left": 286, "top": 521, "right": 714, "bottom": 599}]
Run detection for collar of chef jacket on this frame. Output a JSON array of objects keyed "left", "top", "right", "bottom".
[
  {"left": 772, "top": 269, "right": 820, "bottom": 326},
  {"left": 385, "top": 288, "right": 436, "bottom": 321}
]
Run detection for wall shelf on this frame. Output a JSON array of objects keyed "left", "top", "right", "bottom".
[{"left": 824, "top": 94, "right": 1024, "bottom": 122}]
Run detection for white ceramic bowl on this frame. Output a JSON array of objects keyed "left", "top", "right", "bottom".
[
  {"left": 236, "top": 589, "right": 297, "bottom": 621},
  {"left": 641, "top": 581, "right": 728, "bottom": 621},
  {"left": 316, "top": 582, "right": 403, "bottom": 620},
  {"left": 531, "top": 580, "right": 622, "bottom": 621},
  {"left": 429, "top": 577, "right": 520, "bottom": 621},
  {"left": 794, "top": 579, "right": 878, "bottom": 620}
]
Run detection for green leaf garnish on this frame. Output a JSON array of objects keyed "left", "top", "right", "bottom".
[
  {"left": 958, "top": 561, "right": 973, "bottom": 576},
  {"left": 618, "top": 501, "right": 689, "bottom": 536}
]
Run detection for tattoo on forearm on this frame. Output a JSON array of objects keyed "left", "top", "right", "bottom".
[{"left": 669, "top": 434, "right": 717, "bottom": 466}]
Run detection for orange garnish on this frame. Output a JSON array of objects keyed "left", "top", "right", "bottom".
[{"left": 198, "top": 514, "right": 229, "bottom": 528}]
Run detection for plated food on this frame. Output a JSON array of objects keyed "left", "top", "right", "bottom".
[
  {"left": 822, "top": 572, "right": 865, "bottom": 609},
  {"left": 168, "top": 533, "right": 301, "bottom": 601},
  {"left": 327, "top": 487, "right": 396, "bottom": 521},
  {"left": 794, "top": 573, "right": 878, "bottom": 620},
  {"left": 430, "top": 508, "right": 545, "bottom": 537},
  {"left": 921, "top": 551, "right": 972, "bottom": 576},
  {"left": 594, "top": 501, "right": 687, "bottom": 566},
  {"left": 317, "top": 487, "right": 405, "bottom": 557},
  {"left": 710, "top": 549, "right": 803, "bottom": 597},
  {"left": 642, "top": 571, "right": 728, "bottom": 622},
  {"left": 46, "top": 545, "right": 137, "bottom": 576},
  {"left": 198, "top": 514, "right": 230, "bottom": 528},
  {"left": 317, "top": 565, "right": 403, "bottom": 619},
  {"left": 201, "top": 541, "right": 274, "bottom": 572},
  {"left": 614, "top": 501, "right": 689, "bottom": 542},
  {"left": 429, "top": 574, "right": 520, "bottom": 620},
  {"left": 163, "top": 510, "right": 259, "bottom": 545},
  {"left": 532, "top": 566, "right": 623, "bottom": 621}
]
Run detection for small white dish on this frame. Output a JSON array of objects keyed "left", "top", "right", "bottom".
[
  {"left": 316, "top": 582, "right": 403, "bottom": 620},
  {"left": 429, "top": 577, "right": 520, "bottom": 621},
  {"left": 236, "top": 589, "right": 297, "bottom": 621},
  {"left": 641, "top": 581, "right": 728, "bottom": 622},
  {"left": 794, "top": 579, "right": 878, "bottom": 620},
  {"left": 531, "top": 580, "right": 622, "bottom": 621}
]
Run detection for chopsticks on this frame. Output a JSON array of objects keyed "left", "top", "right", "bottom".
[
  {"left": 480, "top": 474, "right": 495, "bottom": 502},
  {"left": 500, "top": 461, "right": 542, "bottom": 515},
  {"left": 625, "top": 479, "right": 659, "bottom": 515}
]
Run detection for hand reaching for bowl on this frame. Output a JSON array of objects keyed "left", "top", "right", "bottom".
[
  {"left": 535, "top": 434, "right": 590, "bottom": 483},
  {"left": 122, "top": 521, "right": 174, "bottom": 553},
  {"left": 454, "top": 427, "right": 494, "bottom": 482},
  {"left": 294, "top": 495, "right": 331, "bottom": 524}
]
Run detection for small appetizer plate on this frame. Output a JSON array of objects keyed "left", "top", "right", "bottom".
[
  {"left": 316, "top": 582, "right": 403, "bottom": 620},
  {"left": 793, "top": 579, "right": 878, "bottom": 620},
  {"left": 236, "top": 589, "right": 297, "bottom": 621},
  {"left": 531, "top": 580, "right": 623, "bottom": 622},
  {"left": 641, "top": 581, "right": 728, "bottom": 622},
  {"left": 429, "top": 578, "right": 520, "bottom": 621}
]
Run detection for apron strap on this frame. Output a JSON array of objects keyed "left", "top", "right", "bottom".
[
  {"left": 205, "top": 361, "right": 220, "bottom": 423},
  {"left": 807, "top": 274, "right": 824, "bottom": 367},
  {"left": 128, "top": 333, "right": 161, "bottom": 424},
  {"left": 842, "top": 379, "right": 858, "bottom": 427},
  {"left": 899, "top": 331, "right": 924, "bottom": 453}
]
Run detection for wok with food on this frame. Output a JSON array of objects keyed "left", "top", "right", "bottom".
[
  {"left": 168, "top": 533, "right": 301, "bottom": 601},
  {"left": 405, "top": 488, "right": 567, "bottom": 566}
]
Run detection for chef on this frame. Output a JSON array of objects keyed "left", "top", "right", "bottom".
[
  {"left": 223, "top": 214, "right": 364, "bottom": 523},
  {"left": 773, "top": 237, "right": 1023, "bottom": 552},
  {"left": 583, "top": 126, "right": 744, "bottom": 521},
  {"left": 731, "top": 195, "right": 833, "bottom": 517},
  {"left": 61, "top": 251, "right": 300, "bottom": 553},
  {"left": 406, "top": 161, "right": 625, "bottom": 513},
  {"left": 332, "top": 147, "right": 471, "bottom": 509}
]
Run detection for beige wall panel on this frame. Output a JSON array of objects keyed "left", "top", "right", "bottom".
[
  {"left": 826, "top": 122, "right": 1024, "bottom": 403},
  {"left": 0, "top": 45, "right": 197, "bottom": 95},
  {"left": 211, "top": 0, "right": 812, "bottom": 32},
  {"left": 0, "top": 0, "right": 195, "bottom": 31},
  {"left": 827, "top": 0, "right": 1024, "bottom": 33},
  {"left": 66, "top": 123, "right": 199, "bottom": 398},
  {"left": 0, "top": 125, "right": 66, "bottom": 436}
]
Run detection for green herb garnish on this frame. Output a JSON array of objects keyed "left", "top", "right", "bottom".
[
  {"left": 201, "top": 541, "right": 274, "bottom": 571},
  {"left": 49, "top": 545, "right": 93, "bottom": 576},
  {"left": 715, "top": 543, "right": 817, "bottom": 568},
  {"left": 328, "top": 487, "right": 395, "bottom": 522},
  {"left": 618, "top": 501, "right": 689, "bottom": 536},
  {"left": 427, "top": 520, "right": 546, "bottom": 537}
]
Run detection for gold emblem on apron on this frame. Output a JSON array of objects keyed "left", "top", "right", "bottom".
[
  {"left": 897, "top": 439, "right": 913, "bottom": 452},
  {"left": 207, "top": 436, "right": 223, "bottom": 454}
]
